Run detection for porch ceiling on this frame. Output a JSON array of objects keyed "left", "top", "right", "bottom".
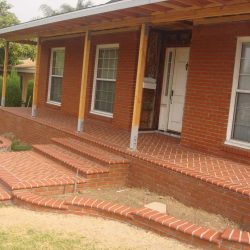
[{"left": 0, "top": 0, "right": 250, "bottom": 41}]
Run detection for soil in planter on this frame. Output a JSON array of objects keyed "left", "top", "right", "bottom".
[{"left": 60, "top": 187, "right": 239, "bottom": 232}]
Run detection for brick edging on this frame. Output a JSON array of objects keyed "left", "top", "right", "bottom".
[
  {"left": 65, "top": 196, "right": 250, "bottom": 250},
  {"left": 7, "top": 188, "right": 250, "bottom": 250}
]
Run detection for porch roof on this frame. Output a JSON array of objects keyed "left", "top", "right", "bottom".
[{"left": 0, "top": 0, "right": 250, "bottom": 41}]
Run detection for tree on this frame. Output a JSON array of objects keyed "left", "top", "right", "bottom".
[
  {"left": 0, "top": 0, "right": 35, "bottom": 66},
  {"left": 40, "top": 0, "right": 93, "bottom": 17}
]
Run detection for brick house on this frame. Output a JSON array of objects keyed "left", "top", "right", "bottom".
[
  {"left": 0, "top": 0, "right": 250, "bottom": 235},
  {"left": 0, "top": 0, "right": 249, "bottom": 158}
]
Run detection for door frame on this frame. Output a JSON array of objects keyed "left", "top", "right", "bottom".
[{"left": 158, "top": 46, "right": 189, "bottom": 132}]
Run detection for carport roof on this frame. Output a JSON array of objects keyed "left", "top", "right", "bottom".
[{"left": 0, "top": 0, "right": 250, "bottom": 41}]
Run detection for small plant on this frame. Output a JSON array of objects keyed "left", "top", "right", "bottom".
[{"left": 11, "top": 139, "right": 32, "bottom": 152}]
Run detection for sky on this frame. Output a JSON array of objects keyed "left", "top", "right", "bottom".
[{"left": 7, "top": 0, "right": 109, "bottom": 23}]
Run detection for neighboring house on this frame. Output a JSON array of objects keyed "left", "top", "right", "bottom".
[
  {"left": 14, "top": 59, "right": 35, "bottom": 103},
  {"left": 0, "top": 0, "right": 249, "bottom": 158}
]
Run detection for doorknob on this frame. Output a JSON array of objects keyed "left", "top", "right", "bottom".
[{"left": 186, "top": 62, "right": 189, "bottom": 71}]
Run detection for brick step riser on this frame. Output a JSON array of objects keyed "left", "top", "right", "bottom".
[
  {"left": 52, "top": 139, "right": 122, "bottom": 167},
  {"left": 0, "top": 179, "right": 13, "bottom": 191},
  {"left": 33, "top": 147, "right": 94, "bottom": 179},
  {"left": 32, "top": 147, "right": 128, "bottom": 188},
  {"left": 25, "top": 183, "right": 85, "bottom": 196},
  {"left": 69, "top": 134, "right": 127, "bottom": 160}
]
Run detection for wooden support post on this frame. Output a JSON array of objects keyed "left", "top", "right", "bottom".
[
  {"left": 130, "top": 24, "right": 149, "bottom": 150},
  {"left": 77, "top": 30, "right": 91, "bottom": 132},
  {"left": 1, "top": 41, "right": 9, "bottom": 107},
  {"left": 32, "top": 38, "right": 41, "bottom": 117}
]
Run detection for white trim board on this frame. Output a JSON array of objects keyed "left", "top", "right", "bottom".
[
  {"left": 225, "top": 36, "right": 250, "bottom": 149},
  {"left": 47, "top": 47, "right": 65, "bottom": 106},
  {"left": 90, "top": 43, "right": 119, "bottom": 118}
]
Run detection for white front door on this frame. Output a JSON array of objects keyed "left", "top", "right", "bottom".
[{"left": 158, "top": 47, "right": 190, "bottom": 133}]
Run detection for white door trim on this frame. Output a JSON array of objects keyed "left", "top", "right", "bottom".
[{"left": 158, "top": 47, "right": 190, "bottom": 133}]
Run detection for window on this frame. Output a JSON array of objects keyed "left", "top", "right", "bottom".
[
  {"left": 91, "top": 44, "right": 119, "bottom": 117},
  {"left": 47, "top": 48, "right": 65, "bottom": 105},
  {"left": 227, "top": 38, "right": 250, "bottom": 148}
]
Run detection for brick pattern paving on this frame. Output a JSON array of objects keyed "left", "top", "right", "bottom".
[
  {"left": 33, "top": 144, "right": 109, "bottom": 175},
  {"left": 2, "top": 107, "right": 250, "bottom": 196},
  {"left": 52, "top": 137, "right": 129, "bottom": 164},
  {"left": 0, "top": 151, "right": 86, "bottom": 190}
]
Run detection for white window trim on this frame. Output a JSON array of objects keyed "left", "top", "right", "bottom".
[
  {"left": 225, "top": 36, "right": 250, "bottom": 150},
  {"left": 47, "top": 47, "right": 65, "bottom": 106},
  {"left": 90, "top": 43, "right": 119, "bottom": 118}
]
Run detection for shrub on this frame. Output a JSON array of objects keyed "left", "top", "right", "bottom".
[
  {"left": 0, "top": 70, "right": 22, "bottom": 107},
  {"left": 11, "top": 139, "right": 32, "bottom": 152},
  {"left": 26, "top": 79, "right": 34, "bottom": 107}
]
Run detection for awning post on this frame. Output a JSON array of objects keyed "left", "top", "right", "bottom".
[
  {"left": 32, "top": 38, "right": 41, "bottom": 117},
  {"left": 77, "top": 30, "right": 91, "bottom": 132},
  {"left": 1, "top": 41, "right": 9, "bottom": 107},
  {"left": 129, "top": 24, "right": 149, "bottom": 150}
]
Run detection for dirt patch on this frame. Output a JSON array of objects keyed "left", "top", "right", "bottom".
[
  {"left": 0, "top": 206, "right": 198, "bottom": 250},
  {"left": 62, "top": 187, "right": 239, "bottom": 232}
]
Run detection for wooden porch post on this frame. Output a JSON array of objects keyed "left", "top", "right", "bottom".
[
  {"left": 32, "top": 38, "right": 41, "bottom": 117},
  {"left": 129, "top": 24, "right": 149, "bottom": 150},
  {"left": 77, "top": 30, "right": 91, "bottom": 132},
  {"left": 1, "top": 41, "right": 9, "bottom": 107}
]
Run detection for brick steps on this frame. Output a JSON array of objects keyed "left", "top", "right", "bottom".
[
  {"left": 52, "top": 137, "right": 129, "bottom": 165},
  {"left": 33, "top": 144, "right": 109, "bottom": 177},
  {"left": 13, "top": 190, "right": 68, "bottom": 210}
]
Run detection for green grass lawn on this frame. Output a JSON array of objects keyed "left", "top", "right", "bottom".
[{"left": 0, "top": 228, "right": 97, "bottom": 250}]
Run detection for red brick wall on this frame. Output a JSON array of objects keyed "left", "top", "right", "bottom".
[
  {"left": 85, "top": 31, "right": 139, "bottom": 130},
  {"left": 181, "top": 21, "right": 250, "bottom": 161},
  {"left": 38, "top": 37, "right": 84, "bottom": 116},
  {"left": 38, "top": 31, "right": 139, "bottom": 131}
]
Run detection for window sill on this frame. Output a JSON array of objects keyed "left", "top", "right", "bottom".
[
  {"left": 90, "top": 110, "right": 113, "bottom": 118},
  {"left": 46, "top": 101, "right": 61, "bottom": 107},
  {"left": 224, "top": 140, "right": 250, "bottom": 151}
]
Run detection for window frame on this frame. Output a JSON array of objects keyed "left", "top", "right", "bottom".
[
  {"left": 90, "top": 43, "right": 119, "bottom": 118},
  {"left": 226, "top": 37, "right": 250, "bottom": 149},
  {"left": 47, "top": 47, "right": 65, "bottom": 106}
]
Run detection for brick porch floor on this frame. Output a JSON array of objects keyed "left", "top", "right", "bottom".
[{"left": 1, "top": 107, "right": 250, "bottom": 197}]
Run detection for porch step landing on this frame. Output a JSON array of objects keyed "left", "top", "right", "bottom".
[
  {"left": 33, "top": 144, "right": 110, "bottom": 178},
  {"left": 52, "top": 137, "right": 129, "bottom": 165}
]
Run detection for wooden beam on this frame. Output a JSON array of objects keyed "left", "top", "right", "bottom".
[
  {"left": 41, "top": 26, "right": 139, "bottom": 43},
  {"left": 194, "top": 13, "right": 250, "bottom": 25},
  {"left": 1, "top": 41, "right": 9, "bottom": 107},
  {"left": 130, "top": 24, "right": 149, "bottom": 150},
  {"left": 77, "top": 30, "right": 91, "bottom": 132},
  {"left": 9, "top": 40, "right": 37, "bottom": 45},
  {"left": 2, "top": 1, "right": 250, "bottom": 41},
  {"left": 32, "top": 38, "right": 41, "bottom": 117}
]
